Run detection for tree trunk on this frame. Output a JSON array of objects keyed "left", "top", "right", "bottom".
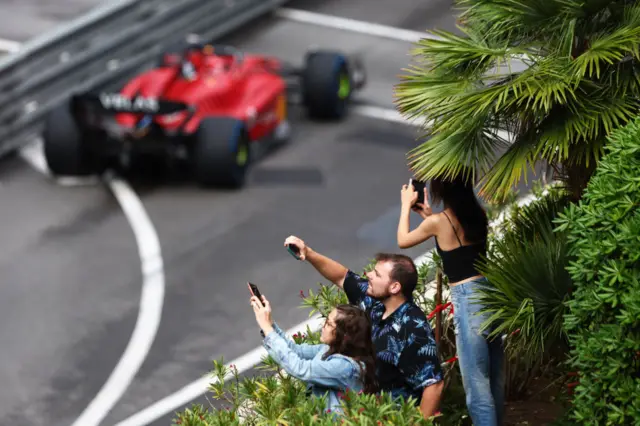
[{"left": 560, "top": 160, "right": 598, "bottom": 202}]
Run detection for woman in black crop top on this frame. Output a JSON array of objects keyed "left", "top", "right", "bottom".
[{"left": 397, "top": 176, "right": 505, "bottom": 426}]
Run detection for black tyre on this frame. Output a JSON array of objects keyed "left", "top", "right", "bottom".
[
  {"left": 301, "top": 50, "right": 352, "bottom": 120},
  {"left": 192, "top": 117, "right": 250, "bottom": 188},
  {"left": 43, "top": 99, "right": 95, "bottom": 176}
]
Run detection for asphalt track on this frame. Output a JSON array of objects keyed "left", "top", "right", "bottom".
[
  {"left": 0, "top": 2, "right": 142, "bottom": 425},
  {"left": 0, "top": 0, "right": 103, "bottom": 44},
  {"left": 0, "top": 1, "right": 544, "bottom": 425}
]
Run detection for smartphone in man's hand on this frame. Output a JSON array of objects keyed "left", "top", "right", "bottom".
[
  {"left": 248, "top": 282, "right": 265, "bottom": 306},
  {"left": 286, "top": 243, "right": 301, "bottom": 260},
  {"left": 410, "top": 178, "right": 426, "bottom": 205}
]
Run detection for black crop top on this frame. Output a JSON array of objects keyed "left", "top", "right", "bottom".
[{"left": 435, "top": 212, "right": 487, "bottom": 283}]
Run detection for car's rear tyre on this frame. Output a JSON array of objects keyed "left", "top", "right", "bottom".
[
  {"left": 301, "top": 50, "right": 352, "bottom": 120},
  {"left": 43, "top": 99, "right": 96, "bottom": 176},
  {"left": 192, "top": 117, "right": 251, "bottom": 188}
]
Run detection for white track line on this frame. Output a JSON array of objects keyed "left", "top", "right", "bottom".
[
  {"left": 114, "top": 315, "right": 323, "bottom": 426},
  {"left": 0, "top": 38, "right": 21, "bottom": 53},
  {"left": 18, "top": 139, "right": 166, "bottom": 426},
  {"left": 71, "top": 174, "right": 165, "bottom": 426},
  {"left": 276, "top": 8, "right": 528, "bottom": 64},
  {"left": 275, "top": 8, "right": 436, "bottom": 43},
  {"left": 352, "top": 104, "right": 514, "bottom": 143},
  {"left": 353, "top": 104, "right": 422, "bottom": 126}
]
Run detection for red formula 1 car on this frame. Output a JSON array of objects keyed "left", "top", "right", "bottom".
[{"left": 42, "top": 40, "right": 366, "bottom": 188}]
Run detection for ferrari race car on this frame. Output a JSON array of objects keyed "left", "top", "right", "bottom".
[{"left": 42, "top": 40, "right": 366, "bottom": 188}]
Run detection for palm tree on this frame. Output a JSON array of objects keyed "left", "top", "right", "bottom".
[{"left": 395, "top": 0, "right": 640, "bottom": 203}]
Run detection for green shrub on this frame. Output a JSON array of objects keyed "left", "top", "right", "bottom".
[
  {"left": 475, "top": 185, "right": 575, "bottom": 399},
  {"left": 168, "top": 258, "right": 472, "bottom": 425},
  {"left": 555, "top": 116, "right": 640, "bottom": 424}
]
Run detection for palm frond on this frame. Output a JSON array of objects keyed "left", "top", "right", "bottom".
[
  {"left": 410, "top": 28, "right": 529, "bottom": 75},
  {"left": 477, "top": 126, "right": 544, "bottom": 201},
  {"left": 498, "top": 187, "right": 573, "bottom": 244},
  {"left": 394, "top": 70, "right": 475, "bottom": 123},
  {"left": 475, "top": 190, "right": 574, "bottom": 361},
  {"left": 424, "top": 56, "right": 577, "bottom": 126},
  {"left": 457, "top": 0, "right": 576, "bottom": 42},
  {"left": 536, "top": 92, "right": 640, "bottom": 163},
  {"left": 406, "top": 119, "right": 509, "bottom": 184},
  {"left": 570, "top": 23, "right": 640, "bottom": 79},
  {"left": 594, "top": 58, "right": 640, "bottom": 99}
]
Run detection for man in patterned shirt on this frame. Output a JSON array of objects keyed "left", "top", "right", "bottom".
[{"left": 284, "top": 235, "right": 444, "bottom": 418}]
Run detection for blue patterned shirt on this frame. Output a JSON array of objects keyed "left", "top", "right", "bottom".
[{"left": 343, "top": 270, "right": 443, "bottom": 404}]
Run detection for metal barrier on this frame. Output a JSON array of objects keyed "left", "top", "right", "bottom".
[{"left": 0, "top": 0, "right": 290, "bottom": 158}]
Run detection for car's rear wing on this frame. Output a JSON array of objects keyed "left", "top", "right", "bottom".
[{"left": 73, "top": 92, "right": 191, "bottom": 115}]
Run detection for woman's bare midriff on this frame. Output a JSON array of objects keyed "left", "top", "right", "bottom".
[{"left": 448, "top": 274, "right": 484, "bottom": 287}]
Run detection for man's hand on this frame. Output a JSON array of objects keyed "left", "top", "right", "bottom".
[
  {"left": 284, "top": 235, "right": 309, "bottom": 261},
  {"left": 283, "top": 235, "right": 348, "bottom": 288}
]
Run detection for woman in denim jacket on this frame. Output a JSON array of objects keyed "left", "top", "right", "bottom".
[{"left": 250, "top": 294, "right": 378, "bottom": 413}]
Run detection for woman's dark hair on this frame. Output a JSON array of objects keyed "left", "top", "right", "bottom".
[
  {"left": 322, "top": 305, "right": 378, "bottom": 394},
  {"left": 429, "top": 175, "right": 488, "bottom": 243}
]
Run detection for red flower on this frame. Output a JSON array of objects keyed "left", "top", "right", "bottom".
[{"left": 299, "top": 290, "right": 306, "bottom": 298}]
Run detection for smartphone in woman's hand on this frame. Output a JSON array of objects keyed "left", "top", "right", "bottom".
[
  {"left": 248, "top": 282, "right": 265, "bottom": 306},
  {"left": 410, "top": 178, "right": 426, "bottom": 205}
]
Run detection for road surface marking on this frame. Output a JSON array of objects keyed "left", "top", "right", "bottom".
[
  {"left": 275, "top": 8, "right": 528, "bottom": 63},
  {"left": 71, "top": 173, "right": 165, "bottom": 426},
  {"left": 114, "top": 315, "right": 324, "bottom": 426},
  {"left": 352, "top": 104, "right": 514, "bottom": 143},
  {"left": 0, "top": 38, "right": 20, "bottom": 53},
  {"left": 353, "top": 104, "right": 422, "bottom": 126},
  {"left": 275, "top": 8, "right": 436, "bottom": 43},
  {"left": 18, "top": 138, "right": 166, "bottom": 426}
]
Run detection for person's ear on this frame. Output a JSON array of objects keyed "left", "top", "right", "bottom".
[{"left": 390, "top": 281, "right": 402, "bottom": 296}]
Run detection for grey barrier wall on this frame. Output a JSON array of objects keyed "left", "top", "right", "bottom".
[{"left": 0, "top": 0, "right": 290, "bottom": 159}]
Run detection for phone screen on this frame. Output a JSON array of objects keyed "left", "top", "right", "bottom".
[
  {"left": 410, "top": 178, "right": 426, "bottom": 205},
  {"left": 248, "top": 282, "right": 265, "bottom": 306},
  {"left": 286, "top": 243, "right": 301, "bottom": 260}
]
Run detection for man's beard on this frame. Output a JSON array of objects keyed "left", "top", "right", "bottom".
[{"left": 369, "top": 286, "right": 392, "bottom": 302}]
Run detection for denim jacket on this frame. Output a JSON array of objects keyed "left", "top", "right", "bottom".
[{"left": 262, "top": 323, "right": 365, "bottom": 413}]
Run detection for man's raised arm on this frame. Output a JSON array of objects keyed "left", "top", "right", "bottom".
[{"left": 284, "top": 236, "right": 348, "bottom": 288}]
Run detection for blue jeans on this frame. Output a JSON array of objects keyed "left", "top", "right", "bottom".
[{"left": 450, "top": 277, "right": 505, "bottom": 426}]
